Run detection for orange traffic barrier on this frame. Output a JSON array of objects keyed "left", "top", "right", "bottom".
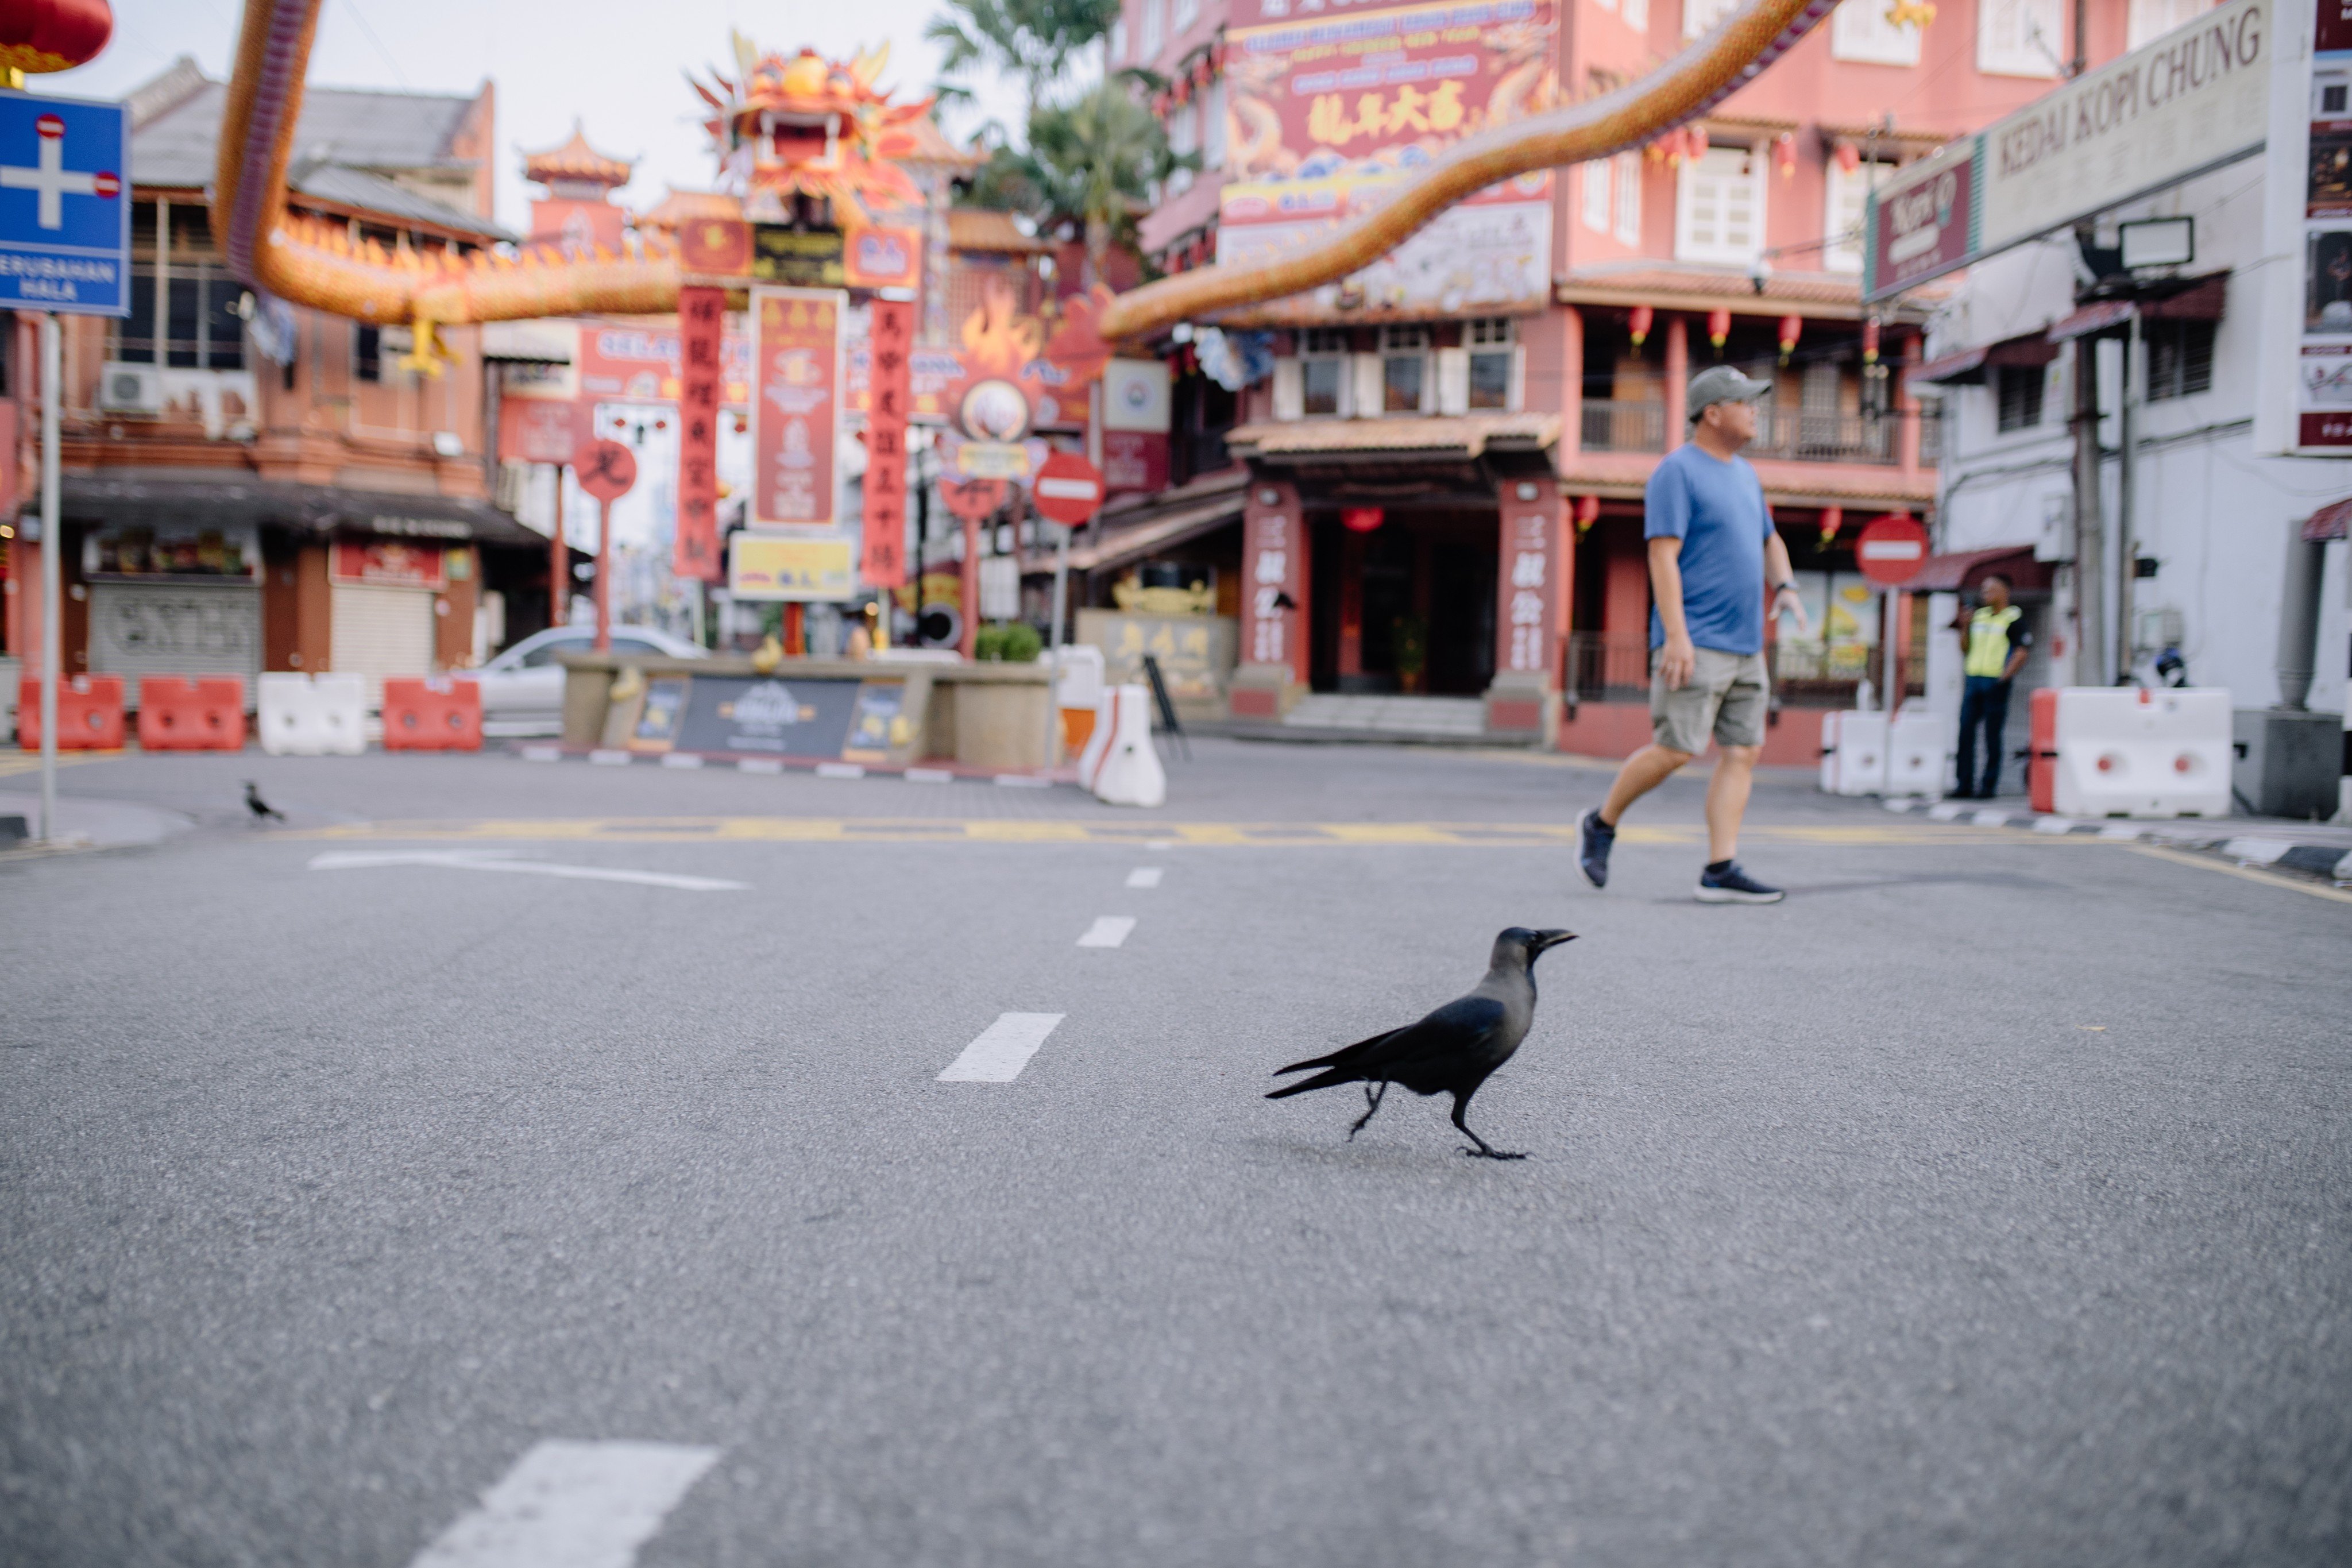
[
  {"left": 137, "top": 675, "right": 248, "bottom": 751},
  {"left": 381, "top": 675, "right": 483, "bottom": 752},
  {"left": 2027, "top": 688, "right": 2057, "bottom": 815},
  {"left": 16, "top": 674, "right": 126, "bottom": 751}
]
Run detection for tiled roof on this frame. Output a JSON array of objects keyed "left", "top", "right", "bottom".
[
  {"left": 1227, "top": 414, "right": 1559, "bottom": 458},
  {"left": 634, "top": 187, "right": 743, "bottom": 229},
  {"left": 290, "top": 161, "right": 514, "bottom": 242},
  {"left": 522, "top": 122, "right": 633, "bottom": 187},
  {"left": 949, "top": 208, "right": 1050, "bottom": 253},
  {"left": 131, "top": 72, "right": 482, "bottom": 190}
]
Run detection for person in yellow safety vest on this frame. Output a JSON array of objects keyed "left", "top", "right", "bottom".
[{"left": 1951, "top": 573, "right": 2032, "bottom": 798}]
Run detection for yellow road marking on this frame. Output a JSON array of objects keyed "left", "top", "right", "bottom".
[
  {"left": 2127, "top": 843, "right": 2352, "bottom": 906},
  {"left": 0, "top": 751, "right": 115, "bottom": 778},
  {"left": 287, "top": 816, "right": 2042, "bottom": 849}
]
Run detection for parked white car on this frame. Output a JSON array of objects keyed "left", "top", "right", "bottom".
[{"left": 464, "top": 625, "right": 708, "bottom": 737}]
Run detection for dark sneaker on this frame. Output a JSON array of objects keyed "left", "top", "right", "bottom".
[
  {"left": 1695, "top": 862, "right": 1785, "bottom": 904},
  {"left": 1576, "top": 808, "right": 1614, "bottom": 889}
]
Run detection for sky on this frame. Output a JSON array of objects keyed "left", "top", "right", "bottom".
[{"left": 45, "top": 0, "right": 1031, "bottom": 234}]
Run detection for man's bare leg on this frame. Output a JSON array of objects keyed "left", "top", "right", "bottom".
[
  {"left": 1704, "top": 744, "right": 1759, "bottom": 863},
  {"left": 1599, "top": 745, "right": 1691, "bottom": 827}
]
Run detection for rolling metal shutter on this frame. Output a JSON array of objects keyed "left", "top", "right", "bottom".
[
  {"left": 87, "top": 581, "right": 262, "bottom": 702},
  {"left": 329, "top": 583, "right": 437, "bottom": 706}
]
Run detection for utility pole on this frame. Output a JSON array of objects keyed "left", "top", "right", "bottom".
[{"left": 37, "top": 312, "right": 59, "bottom": 843}]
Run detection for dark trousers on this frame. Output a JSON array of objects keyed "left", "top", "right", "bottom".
[{"left": 1956, "top": 675, "right": 2013, "bottom": 795}]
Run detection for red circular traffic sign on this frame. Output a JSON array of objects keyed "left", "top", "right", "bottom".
[
  {"left": 1854, "top": 513, "right": 1928, "bottom": 586},
  {"left": 1031, "top": 450, "right": 1104, "bottom": 526},
  {"left": 576, "top": 439, "right": 638, "bottom": 503}
]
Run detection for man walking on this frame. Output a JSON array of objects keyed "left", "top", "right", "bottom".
[
  {"left": 1952, "top": 573, "right": 2030, "bottom": 798},
  {"left": 1577, "top": 366, "right": 1807, "bottom": 903}
]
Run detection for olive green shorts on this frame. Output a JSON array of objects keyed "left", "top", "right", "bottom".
[{"left": 1650, "top": 646, "right": 1770, "bottom": 755}]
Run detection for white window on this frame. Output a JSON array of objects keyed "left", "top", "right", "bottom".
[
  {"left": 1301, "top": 327, "right": 1349, "bottom": 416},
  {"left": 1822, "top": 158, "right": 1892, "bottom": 273},
  {"left": 1110, "top": 18, "right": 1128, "bottom": 62},
  {"left": 1202, "top": 78, "right": 1227, "bottom": 172},
  {"left": 1140, "top": 0, "right": 1164, "bottom": 63},
  {"left": 1378, "top": 323, "right": 1431, "bottom": 414},
  {"left": 1466, "top": 318, "right": 1516, "bottom": 411},
  {"left": 1167, "top": 102, "right": 1197, "bottom": 195},
  {"left": 1614, "top": 152, "right": 1642, "bottom": 244},
  {"left": 1581, "top": 160, "right": 1611, "bottom": 233},
  {"left": 1173, "top": 0, "right": 1199, "bottom": 33},
  {"left": 2128, "top": 0, "right": 2218, "bottom": 48},
  {"left": 1683, "top": 0, "right": 1741, "bottom": 41},
  {"left": 1978, "top": 0, "right": 2063, "bottom": 78},
  {"left": 1832, "top": 0, "right": 1922, "bottom": 65},
  {"left": 1675, "top": 146, "right": 1763, "bottom": 265},
  {"left": 1624, "top": 0, "right": 1649, "bottom": 28}
]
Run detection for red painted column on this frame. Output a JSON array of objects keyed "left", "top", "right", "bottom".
[
  {"left": 1231, "top": 479, "right": 1307, "bottom": 717},
  {"left": 959, "top": 515, "right": 980, "bottom": 661},
  {"left": 1663, "top": 314, "right": 1689, "bottom": 449},
  {"left": 1336, "top": 529, "right": 1364, "bottom": 679},
  {"left": 1895, "top": 332, "right": 1922, "bottom": 476},
  {"left": 1558, "top": 305, "right": 1584, "bottom": 463}
]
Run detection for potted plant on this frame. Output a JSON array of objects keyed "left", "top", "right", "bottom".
[{"left": 1392, "top": 613, "right": 1429, "bottom": 694}]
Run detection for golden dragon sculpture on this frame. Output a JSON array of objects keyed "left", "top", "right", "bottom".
[{"left": 212, "top": 0, "right": 1842, "bottom": 356}]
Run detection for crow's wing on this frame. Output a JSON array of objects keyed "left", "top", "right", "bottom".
[
  {"left": 1274, "top": 1024, "right": 1404, "bottom": 1076},
  {"left": 1338, "top": 994, "right": 1508, "bottom": 1083}
]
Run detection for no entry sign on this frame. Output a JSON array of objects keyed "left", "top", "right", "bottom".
[
  {"left": 1855, "top": 514, "right": 1928, "bottom": 586},
  {"left": 1032, "top": 451, "right": 1104, "bottom": 526}
]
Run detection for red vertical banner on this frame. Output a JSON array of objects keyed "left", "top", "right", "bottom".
[
  {"left": 752, "top": 286, "right": 843, "bottom": 527},
  {"left": 673, "top": 285, "right": 724, "bottom": 582},
  {"left": 860, "top": 298, "right": 913, "bottom": 589}
]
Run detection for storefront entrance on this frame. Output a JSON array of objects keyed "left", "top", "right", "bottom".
[{"left": 1306, "top": 509, "right": 1496, "bottom": 696}]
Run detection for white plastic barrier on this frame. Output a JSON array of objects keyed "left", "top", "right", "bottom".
[
  {"left": 258, "top": 672, "right": 366, "bottom": 756},
  {"left": 1052, "top": 643, "right": 1106, "bottom": 711},
  {"left": 1082, "top": 682, "right": 1165, "bottom": 808},
  {"left": 2049, "top": 686, "right": 2231, "bottom": 818},
  {"left": 1885, "top": 708, "right": 1953, "bottom": 798},
  {"left": 1818, "top": 710, "right": 1888, "bottom": 796}
]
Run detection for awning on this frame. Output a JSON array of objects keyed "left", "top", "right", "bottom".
[
  {"left": 2304, "top": 499, "right": 2352, "bottom": 542},
  {"left": 1891, "top": 546, "right": 2053, "bottom": 594},
  {"left": 47, "top": 473, "right": 547, "bottom": 548},
  {"left": 1226, "top": 412, "right": 1559, "bottom": 463},
  {"left": 2048, "top": 271, "right": 2229, "bottom": 343},
  {"left": 1044, "top": 489, "right": 1245, "bottom": 574},
  {"left": 1909, "top": 331, "right": 2059, "bottom": 386}
]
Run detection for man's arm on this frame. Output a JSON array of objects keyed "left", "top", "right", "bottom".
[
  {"left": 2003, "top": 627, "right": 2030, "bottom": 682},
  {"left": 1648, "top": 535, "right": 1694, "bottom": 689},
  {"left": 1763, "top": 531, "right": 1809, "bottom": 637}
]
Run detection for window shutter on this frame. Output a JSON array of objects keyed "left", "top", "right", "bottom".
[
  {"left": 1352, "top": 353, "right": 1383, "bottom": 418},
  {"left": 1437, "top": 348, "right": 1469, "bottom": 415},
  {"left": 1508, "top": 345, "right": 1526, "bottom": 413},
  {"left": 1273, "top": 358, "right": 1304, "bottom": 421}
]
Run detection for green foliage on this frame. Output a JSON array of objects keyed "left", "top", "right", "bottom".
[
  {"left": 1391, "top": 614, "right": 1429, "bottom": 679},
  {"left": 926, "top": 0, "right": 1122, "bottom": 119},
  {"left": 975, "top": 622, "right": 1044, "bottom": 662}
]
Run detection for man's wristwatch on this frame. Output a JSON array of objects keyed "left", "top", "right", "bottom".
[{"left": 1771, "top": 580, "right": 1798, "bottom": 597}]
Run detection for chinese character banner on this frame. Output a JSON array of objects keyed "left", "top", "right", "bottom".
[{"left": 753, "top": 287, "right": 845, "bottom": 528}]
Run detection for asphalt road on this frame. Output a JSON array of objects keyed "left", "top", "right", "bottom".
[{"left": 2, "top": 741, "right": 2347, "bottom": 1567}]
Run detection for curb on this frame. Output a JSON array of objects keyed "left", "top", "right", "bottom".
[
  {"left": 1879, "top": 797, "right": 2352, "bottom": 882},
  {"left": 509, "top": 743, "right": 1077, "bottom": 791}
]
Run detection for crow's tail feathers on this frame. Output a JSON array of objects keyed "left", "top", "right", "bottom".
[
  {"left": 1273, "top": 1027, "right": 1396, "bottom": 1077},
  {"left": 1265, "top": 1064, "right": 1361, "bottom": 1100}
]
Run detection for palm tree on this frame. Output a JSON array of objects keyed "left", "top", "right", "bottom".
[
  {"left": 1020, "top": 80, "right": 1189, "bottom": 288},
  {"left": 926, "top": 0, "right": 1122, "bottom": 125}
]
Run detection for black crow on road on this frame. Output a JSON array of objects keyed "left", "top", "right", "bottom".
[
  {"left": 1268, "top": 927, "right": 1577, "bottom": 1158},
  {"left": 242, "top": 781, "right": 285, "bottom": 822}
]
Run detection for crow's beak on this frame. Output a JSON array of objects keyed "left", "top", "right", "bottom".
[{"left": 1532, "top": 930, "right": 1578, "bottom": 954}]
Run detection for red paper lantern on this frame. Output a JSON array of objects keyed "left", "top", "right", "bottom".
[
  {"left": 1861, "top": 316, "right": 1882, "bottom": 366},
  {"left": 0, "top": 0, "right": 111, "bottom": 74},
  {"left": 1341, "top": 506, "right": 1384, "bottom": 534},
  {"left": 1777, "top": 314, "right": 1802, "bottom": 364},
  {"left": 1834, "top": 141, "right": 1863, "bottom": 175},
  {"left": 1685, "top": 125, "right": 1709, "bottom": 161},
  {"left": 1628, "top": 304, "right": 1654, "bottom": 349},
  {"left": 1574, "top": 495, "right": 1601, "bottom": 533},
  {"left": 1817, "top": 504, "right": 1844, "bottom": 548},
  {"left": 1772, "top": 132, "right": 1797, "bottom": 181},
  {"left": 1706, "top": 308, "right": 1731, "bottom": 350}
]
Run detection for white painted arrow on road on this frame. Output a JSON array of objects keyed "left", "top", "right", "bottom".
[{"left": 308, "top": 850, "right": 746, "bottom": 891}]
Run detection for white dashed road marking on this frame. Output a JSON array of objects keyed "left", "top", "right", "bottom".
[
  {"left": 1076, "top": 916, "right": 1136, "bottom": 948},
  {"left": 1126, "top": 867, "right": 1163, "bottom": 889},
  {"left": 309, "top": 850, "right": 746, "bottom": 891},
  {"left": 938, "top": 1013, "right": 1067, "bottom": 1082},
  {"left": 407, "top": 1439, "right": 719, "bottom": 1568}
]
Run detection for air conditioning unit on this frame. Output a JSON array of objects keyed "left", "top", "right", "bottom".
[{"left": 99, "top": 362, "right": 164, "bottom": 414}]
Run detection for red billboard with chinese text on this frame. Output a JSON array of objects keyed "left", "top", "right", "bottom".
[{"left": 752, "top": 288, "right": 844, "bottom": 528}]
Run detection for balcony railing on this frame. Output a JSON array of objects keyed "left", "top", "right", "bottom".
[
  {"left": 1580, "top": 401, "right": 1665, "bottom": 453},
  {"left": 1564, "top": 632, "right": 1652, "bottom": 698}
]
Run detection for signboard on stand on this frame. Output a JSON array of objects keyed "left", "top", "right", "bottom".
[
  {"left": 0, "top": 91, "right": 130, "bottom": 314},
  {"left": 751, "top": 286, "right": 845, "bottom": 528}
]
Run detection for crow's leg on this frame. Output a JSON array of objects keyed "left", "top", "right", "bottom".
[
  {"left": 1453, "top": 1094, "right": 1525, "bottom": 1160},
  {"left": 1347, "top": 1081, "right": 1388, "bottom": 1141}
]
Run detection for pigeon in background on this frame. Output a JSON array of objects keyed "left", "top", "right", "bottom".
[
  {"left": 1268, "top": 927, "right": 1577, "bottom": 1158},
  {"left": 242, "top": 781, "right": 285, "bottom": 822}
]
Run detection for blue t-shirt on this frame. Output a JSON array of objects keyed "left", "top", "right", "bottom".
[{"left": 1645, "top": 442, "right": 1774, "bottom": 655}]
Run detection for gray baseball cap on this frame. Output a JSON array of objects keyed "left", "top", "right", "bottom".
[{"left": 1686, "top": 365, "right": 1772, "bottom": 422}]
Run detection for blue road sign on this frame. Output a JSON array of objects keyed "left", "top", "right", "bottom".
[{"left": 0, "top": 89, "right": 130, "bottom": 316}]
